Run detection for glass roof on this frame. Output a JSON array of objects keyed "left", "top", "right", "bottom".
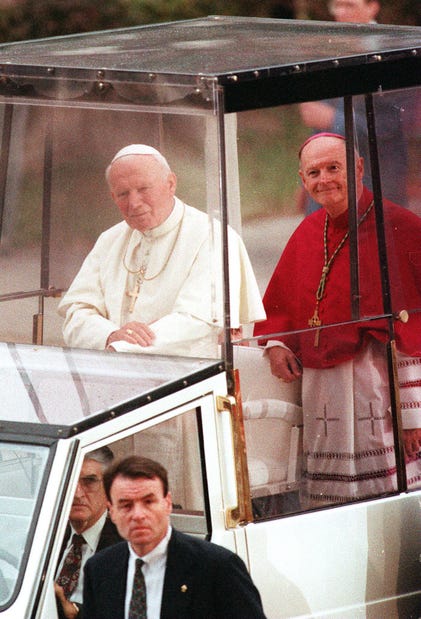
[
  {"left": 0, "top": 16, "right": 419, "bottom": 78},
  {"left": 0, "top": 342, "right": 221, "bottom": 428}
]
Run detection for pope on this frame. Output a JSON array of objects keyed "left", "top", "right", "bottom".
[{"left": 59, "top": 144, "right": 265, "bottom": 358}]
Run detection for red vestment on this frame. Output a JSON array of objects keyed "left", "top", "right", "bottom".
[
  {"left": 254, "top": 187, "right": 421, "bottom": 368},
  {"left": 253, "top": 189, "right": 421, "bottom": 506}
]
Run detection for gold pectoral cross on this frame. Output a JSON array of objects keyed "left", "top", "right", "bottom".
[
  {"left": 127, "top": 280, "right": 141, "bottom": 313},
  {"left": 127, "top": 269, "right": 146, "bottom": 313},
  {"left": 308, "top": 307, "right": 321, "bottom": 347}
]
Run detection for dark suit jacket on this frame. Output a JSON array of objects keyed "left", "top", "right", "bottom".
[
  {"left": 57, "top": 517, "right": 122, "bottom": 619},
  {"left": 83, "top": 528, "right": 268, "bottom": 618}
]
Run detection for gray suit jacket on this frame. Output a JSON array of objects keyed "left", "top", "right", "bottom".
[{"left": 83, "top": 528, "right": 268, "bottom": 618}]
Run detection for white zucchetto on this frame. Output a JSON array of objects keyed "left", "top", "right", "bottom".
[{"left": 109, "top": 144, "right": 170, "bottom": 170}]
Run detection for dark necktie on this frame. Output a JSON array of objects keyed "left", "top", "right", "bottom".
[
  {"left": 129, "top": 558, "right": 147, "bottom": 619},
  {"left": 56, "top": 533, "right": 85, "bottom": 598}
]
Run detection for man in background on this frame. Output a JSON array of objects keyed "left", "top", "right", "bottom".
[
  {"left": 55, "top": 447, "right": 122, "bottom": 618},
  {"left": 299, "top": 0, "right": 409, "bottom": 213},
  {"left": 328, "top": 0, "right": 380, "bottom": 23}
]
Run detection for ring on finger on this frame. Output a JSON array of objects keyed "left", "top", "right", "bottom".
[{"left": 126, "top": 328, "right": 134, "bottom": 336}]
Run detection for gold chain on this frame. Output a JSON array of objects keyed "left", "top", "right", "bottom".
[
  {"left": 122, "top": 203, "right": 185, "bottom": 281},
  {"left": 309, "top": 200, "right": 374, "bottom": 329}
]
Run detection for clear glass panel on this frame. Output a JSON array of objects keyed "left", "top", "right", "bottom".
[
  {"left": 0, "top": 341, "right": 218, "bottom": 425},
  {"left": 0, "top": 442, "right": 49, "bottom": 607},
  {"left": 109, "top": 408, "right": 207, "bottom": 536},
  {"left": 0, "top": 95, "right": 234, "bottom": 361},
  {"left": 234, "top": 87, "right": 421, "bottom": 517}
]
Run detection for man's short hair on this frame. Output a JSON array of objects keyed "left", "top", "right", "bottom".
[
  {"left": 103, "top": 455, "right": 169, "bottom": 502},
  {"left": 85, "top": 446, "right": 114, "bottom": 469}
]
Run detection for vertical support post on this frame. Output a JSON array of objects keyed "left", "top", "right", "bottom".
[
  {"left": 215, "top": 88, "right": 233, "bottom": 374},
  {"left": 0, "top": 104, "right": 13, "bottom": 242},
  {"left": 34, "top": 119, "right": 54, "bottom": 345},
  {"left": 365, "top": 93, "right": 407, "bottom": 491},
  {"left": 344, "top": 95, "right": 360, "bottom": 320}
]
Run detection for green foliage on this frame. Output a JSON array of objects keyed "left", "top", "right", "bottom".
[
  {"left": 237, "top": 106, "right": 308, "bottom": 218},
  {"left": 0, "top": 0, "right": 416, "bottom": 44},
  {"left": 125, "top": 0, "right": 275, "bottom": 23},
  {"left": 0, "top": 0, "right": 133, "bottom": 43}
]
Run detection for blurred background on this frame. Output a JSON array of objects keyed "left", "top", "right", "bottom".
[{"left": 0, "top": 0, "right": 419, "bottom": 44}]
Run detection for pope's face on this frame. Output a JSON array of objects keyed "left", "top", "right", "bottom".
[
  {"left": 108, "top": 155, "right": 177, "bottom": 232},
  {"left": 299, "top": 137, "right": 364, "bottom": 219},
  {"left": 329, "top": 0, "right": 379, "bottom": 23},
  {"left": 70, "top": 458, "right": 107, "bottom": 533},
  {"left": 109, "top": 475, "right": 172, "bottom": 556}
]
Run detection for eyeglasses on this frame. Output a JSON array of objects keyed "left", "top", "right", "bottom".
[{"left": 78, "top": 475, "right": 103, "bottom": 491}]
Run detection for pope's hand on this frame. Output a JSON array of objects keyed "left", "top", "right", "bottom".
[
  {"left": 267, "top": 346, "right": 302, "bottom": 383},
  {"left": 106, "top": 322, "right": 155, "bottom": 348}
]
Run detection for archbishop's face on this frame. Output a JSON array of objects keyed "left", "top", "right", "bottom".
[{"left": 299, "top": 137, "right": 364, "bottom": 218}]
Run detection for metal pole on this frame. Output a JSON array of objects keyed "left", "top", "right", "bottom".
[
  {"left": 33, "top": 118, "right": 54, "bottom": 345},
  {"left": 344, "top": 95, "right": 360, "bottom": 320},
  {"left": 216, "top": 88, "right": 233, "bottom": 371},
  {"left": 365, "top": 92, "right": 407, "bottom": 491},
  {"left": 0, "top": 104, "right": 13, "bottom": 242}
]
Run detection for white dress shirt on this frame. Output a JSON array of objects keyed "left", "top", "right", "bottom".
[{"left": 125, "top": 526, "right": 172, "bottom": 619}]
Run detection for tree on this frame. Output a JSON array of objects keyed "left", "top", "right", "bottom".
[{"left": 0, "top": 0, "right": 417, "bottom": 44}]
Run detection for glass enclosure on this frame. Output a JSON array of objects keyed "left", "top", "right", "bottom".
[
  {"left": 0, "top": 100, "right": 234, "bottom": 357},
  {"left": 0, "top": 17, "right": 419, "bottom": 524},
  {"left": 110, "top": 408, "right": 207, "bottom": 521},
  {"left": 0, "top": 342, "right": 220, "bottom": 425},
  {"left": 237, "top": 86, "right": 421, "bottom": 517}
]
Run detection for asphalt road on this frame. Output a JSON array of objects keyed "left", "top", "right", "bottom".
[{"left": 242, "top": 215, "right": 302, "bottom": 295}]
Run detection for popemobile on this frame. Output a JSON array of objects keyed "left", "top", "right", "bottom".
[{"left": 0, "top": 14, "right": 419, "bottom": 618}]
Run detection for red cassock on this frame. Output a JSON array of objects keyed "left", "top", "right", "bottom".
[{"left": 254, "top": 187, "right": 421, "bottom": 368}]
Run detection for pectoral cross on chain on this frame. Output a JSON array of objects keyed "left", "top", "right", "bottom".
[
  {"left": 308, "top": 307, "right": 321, "bottom": 347},
  {"left": 127, "top": 280, "right": 140, "bottom": 313},
  {"left": 127, "top": 268, "right": 146, "bottom": 313}
]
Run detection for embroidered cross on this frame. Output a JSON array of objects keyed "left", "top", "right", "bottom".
[
  {"left": 358, "top": 402, "right": 386, "bottom": 436},
  {"left": 316, "top": 404, "right": 340, "bottom": 437}
]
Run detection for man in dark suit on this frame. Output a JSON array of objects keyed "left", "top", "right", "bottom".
[
  {"left": 83, "top": 455, "right": 268, "bottom": 619},
  {"left": 55, "top": 447, "right": 122, "bottom": 619}
]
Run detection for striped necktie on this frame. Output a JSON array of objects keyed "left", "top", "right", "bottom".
[{"left": 129, "top": 558, "right": 147, "bottom": 619}]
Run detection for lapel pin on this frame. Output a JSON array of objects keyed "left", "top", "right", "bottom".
[{"left": 181, "top": 584, "right": 188, "bottom": 593}]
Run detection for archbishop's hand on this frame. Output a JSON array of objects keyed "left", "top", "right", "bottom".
[
  {"left": 267, "top": 346, "right": 302, "bottom": 383},
  {"left": 106, "top": 321, "right": 155, "bottom": 349}
]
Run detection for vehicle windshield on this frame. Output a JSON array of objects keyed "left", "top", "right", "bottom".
[{"left": 0, "top": 442, "right": 49, "bottom": 608}]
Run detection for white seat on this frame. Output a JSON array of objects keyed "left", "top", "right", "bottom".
[{"left": 234, "top": 346, "right": 303, "bottom": 498}]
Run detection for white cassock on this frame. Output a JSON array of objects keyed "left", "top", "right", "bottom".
[{"left": 58, "top": 198, "right": 266, "bottom": 357}]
